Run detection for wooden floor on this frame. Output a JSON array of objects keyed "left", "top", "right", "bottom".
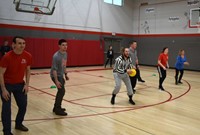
[{"left": 0, "top": 66, "right": 200, "bottom": 135}]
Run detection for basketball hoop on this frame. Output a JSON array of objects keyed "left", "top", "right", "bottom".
[{"left": 34, "top": 6, "right": 43, "bottom": 22}]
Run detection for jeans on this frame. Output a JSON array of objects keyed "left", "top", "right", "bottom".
[{"left": 0, "top": 82, "right": 27, "bottom": 134}]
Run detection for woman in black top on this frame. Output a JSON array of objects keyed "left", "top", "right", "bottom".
[{"left": 105, "top": 45, "right": 114, "bottom": 68}]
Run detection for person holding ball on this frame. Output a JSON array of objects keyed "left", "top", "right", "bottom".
[
  {"left": 111, "top": 48, "right": 135, "bottom": 105},
  {"left": 175, "top": 49, "right": 189, "bottom": 85}
]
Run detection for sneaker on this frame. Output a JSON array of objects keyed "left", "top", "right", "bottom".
[
  {"left": 54, "top": 110, "right": 68, "bottom": 116},
  {"left": 4, "top": 132, "right": 13, "bottom": 135},
  {"left": 138, "top": 79, "right": 145, "bottom": 83},
  {"left": 129, "top": 99, "right": 135, "bottom": 105},
  {"left": 53, "top": 107, "right": 66, "bottom": 112},
  {"left": 159, "top": 86, "right": 165, "bottom": 91},
  {"left": 15, "top": 124, "right": 29, "bottom": 132},
  {"left": 133, "top": 89, "right": 136, "bottom": 94},
  {"left": 110, "top": 94, "right": 116, "bottom": 105},
  {"left": 178, "top": 81, "right": 183, "bottom": 84}
]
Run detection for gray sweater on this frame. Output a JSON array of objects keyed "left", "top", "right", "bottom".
[
  {"left": 50, "top": 51, "right": 67, "bottom": 78},
  {"left": 129, "top": 47, "right": 138, "bottom": 66}
]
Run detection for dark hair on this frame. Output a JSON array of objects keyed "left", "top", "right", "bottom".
[
  {"left": 162, "top": 47, "right": 168, "bottom": 53},
  {"left": 13, "top": 36, "right": 25, "bottom": 43},
  {"left": 58, "top": 39, "right": 67, "bottom": 45},
  {"left": 129, "top": 40, "right": 137, "bottom": 45},
  {"left": 121, "top": 47, "right": 126, "bottom": 54},
  {"left": 178, "top": 49, "right": 184, "bottom": 56}
]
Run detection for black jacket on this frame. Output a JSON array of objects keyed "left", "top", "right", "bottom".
[{"left": 107, "top": 49, "right": 114, "bottom": 58}]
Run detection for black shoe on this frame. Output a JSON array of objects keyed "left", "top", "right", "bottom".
[
  {"left": 111, "top": 94, "right": 116, "bottom": 105},
  {"left": 175, "top": 77, "right": 178, "bottom": 85},
  {"left": 55, "top": 109, "right": 67, "bottom": 116},
  {"left": 159, "top": 86, "right": 165, "bottom": 91},
  {"left": 15, "top": 124, "right": 29, "bottom": 132},
  {"left": 133, "top": 89, "right": 136, "bottom": 94},
  {"left": 53, "top": 107, "right": 66, "bottom": 112},
  {"left": 138, "top": 79, "right": 145, "bottom": 83},
  {"left": 4, "top": 132, "right": 13, "bottom": 135},
  {"left": 178, "top": 81, "right": 183, "bottom": 84},
  {"left": 129, "top": 99, "right": 135, "bottom": 105}
]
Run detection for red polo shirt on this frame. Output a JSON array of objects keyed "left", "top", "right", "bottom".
[
  {"left": 0, "top": 50, "right": 32, "bottom": 84},
  {"left": 158, "top": 53, "right": 168, "bottom": 67}
]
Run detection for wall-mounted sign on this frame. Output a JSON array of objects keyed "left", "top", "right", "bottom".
[
  {"left": 187, "top": 0, "right": 199, "bottom": 6},
  {"left": 145, "top": 8, "right": 155, "bottom": 13},
  {"left": 169, "top": 17, "right": 180, "bottom": 22}
]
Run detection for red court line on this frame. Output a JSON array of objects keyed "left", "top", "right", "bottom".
[
  {"left": 69, "top": 86, "right": 149, "bottom": 102},
  {"left": 7, "top": 69, "right": 191, "bottom": 122},
  {"left": 22, "top": 86, "right": 172, "bottom": 122},
  {"left": 22, "top": 79, "right": 190, "bottom": 122}
]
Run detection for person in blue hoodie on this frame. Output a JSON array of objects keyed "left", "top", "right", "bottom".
[{"left": 175, "top": 49, "right": 189, "bottom": 85}]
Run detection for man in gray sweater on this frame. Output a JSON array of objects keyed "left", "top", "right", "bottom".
[
  {"left": 129, "top": 41, "right": 145, "bottom": 94},
  {"left": 50, "top": 39, "right": 69, "bottom": 116}
]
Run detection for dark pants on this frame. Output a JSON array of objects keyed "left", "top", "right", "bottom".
[
  {"left": 129, "top": 69, "right": 139, "bottom": 91},
  {"left": 105, "top": 58, "right": 113, "bottom": 67},
  {"left": 157, "top": 66, "right": 166, "bottom": 87},
  {"left": 136, "top": 68, "right": 143, "bottom": 81},
  {"left": 175, "top": 68, "right": 184, "bottom": 83},
  {"left": 0, "top": 83, "right": 27, "bottom": 134},
  {"left": 51, "top": 77, "right": 65, "bottom": 109}
]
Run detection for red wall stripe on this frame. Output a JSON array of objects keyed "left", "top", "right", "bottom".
[
  {"left": 0, "top": 37, "right": 104, "bottom": 68},
  {"left": 1, "top": 23, "right": 200, "bottom": 37}
]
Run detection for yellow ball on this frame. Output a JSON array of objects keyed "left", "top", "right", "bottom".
[{"left": 129, "top": 69, "right": 136, "bottom": 77}]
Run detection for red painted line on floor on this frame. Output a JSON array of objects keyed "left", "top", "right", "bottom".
[
  {"left": 6, "top": 68, "right": 190, "bottom": 122},
  {"left": 19, "top": 88, "right": 173, "bottom": 122},
  {"left": 31, "top": 67, "right": 112, "bottom": 75},
  {"left": 69, "top": 86, "right": 149, "bottom": 102}
]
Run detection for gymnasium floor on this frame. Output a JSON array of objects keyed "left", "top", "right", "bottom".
[{"left": 0, "top": 66, "right": 200, "bottom": 135}]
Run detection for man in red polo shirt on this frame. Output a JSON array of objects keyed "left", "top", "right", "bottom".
[{"left": 0, "top": 36, "right": 32, "bottom": 135}]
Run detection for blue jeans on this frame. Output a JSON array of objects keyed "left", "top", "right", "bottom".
[{"left": 0, "top": 82, "right": 27, "bottom": 134}]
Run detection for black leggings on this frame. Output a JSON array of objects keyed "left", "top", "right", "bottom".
[
  {"left": 175, "top": 68, "right": 184, "bottom": 83},
  {"left": 157, "top": 66, "right": 166, "bottom": 87},
  {"left": 105, "top": 58, "right": 113, "bottom": 67}
]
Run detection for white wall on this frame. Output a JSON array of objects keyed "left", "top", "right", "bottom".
[
  {"left": 0, "top": 0, "right": 134, "bottom": 34},
  {"left": 132, "top": 0, "right": 200, "bottom": 34}
]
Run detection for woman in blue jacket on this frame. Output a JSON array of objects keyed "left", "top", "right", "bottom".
[{"left": 175, "top": 49, "right": 189, "bottom": 85}]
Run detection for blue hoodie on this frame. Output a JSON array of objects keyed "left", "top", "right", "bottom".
[{"left": 175, "top": 56, "right": 186, "bottom": 70}]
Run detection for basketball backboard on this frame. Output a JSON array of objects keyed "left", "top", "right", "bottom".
[
  {"left": 189, "top": 7, "right": 200, "bottom": 28},
  {"left": 13, "top": 0, "right": 57, "bottom": 15}
]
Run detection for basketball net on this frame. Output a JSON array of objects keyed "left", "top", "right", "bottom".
[{"left": 34, "top": 7, "right": 43, "bottom": 22}]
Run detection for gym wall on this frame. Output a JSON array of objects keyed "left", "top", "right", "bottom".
[
  {"left": 0, "top": 0, "right": 199, "bottom": 70},
  {"left": 0, "top": 0, "right": 134, "bottom": 68},
  {"left": 132, "top": 0, "right": 200, "bottom": 71}
]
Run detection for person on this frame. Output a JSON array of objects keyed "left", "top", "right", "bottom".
[
  {"left": 129, "top": 41, "right": 145, "bottom": 94},
  {"left": 50, "top": 39, "right": 69, "bottom": 116},
  {"left": 0, "top": 36, "right": 32, "bottom": 135},
  {"left": 0, "top": 40, "right": 12, "bottom": 56},
  {"left": 111, "top": 48, "right": 135, "bottom": 105},
  {"left": 104, "top": 45, "right": 114, "bottom": 68},
  {"left": 175, "top": 49, "right": 189, "bottom": 85},
  {"left": 157, "top": 47, "right": 169, "bottom": 91}
]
